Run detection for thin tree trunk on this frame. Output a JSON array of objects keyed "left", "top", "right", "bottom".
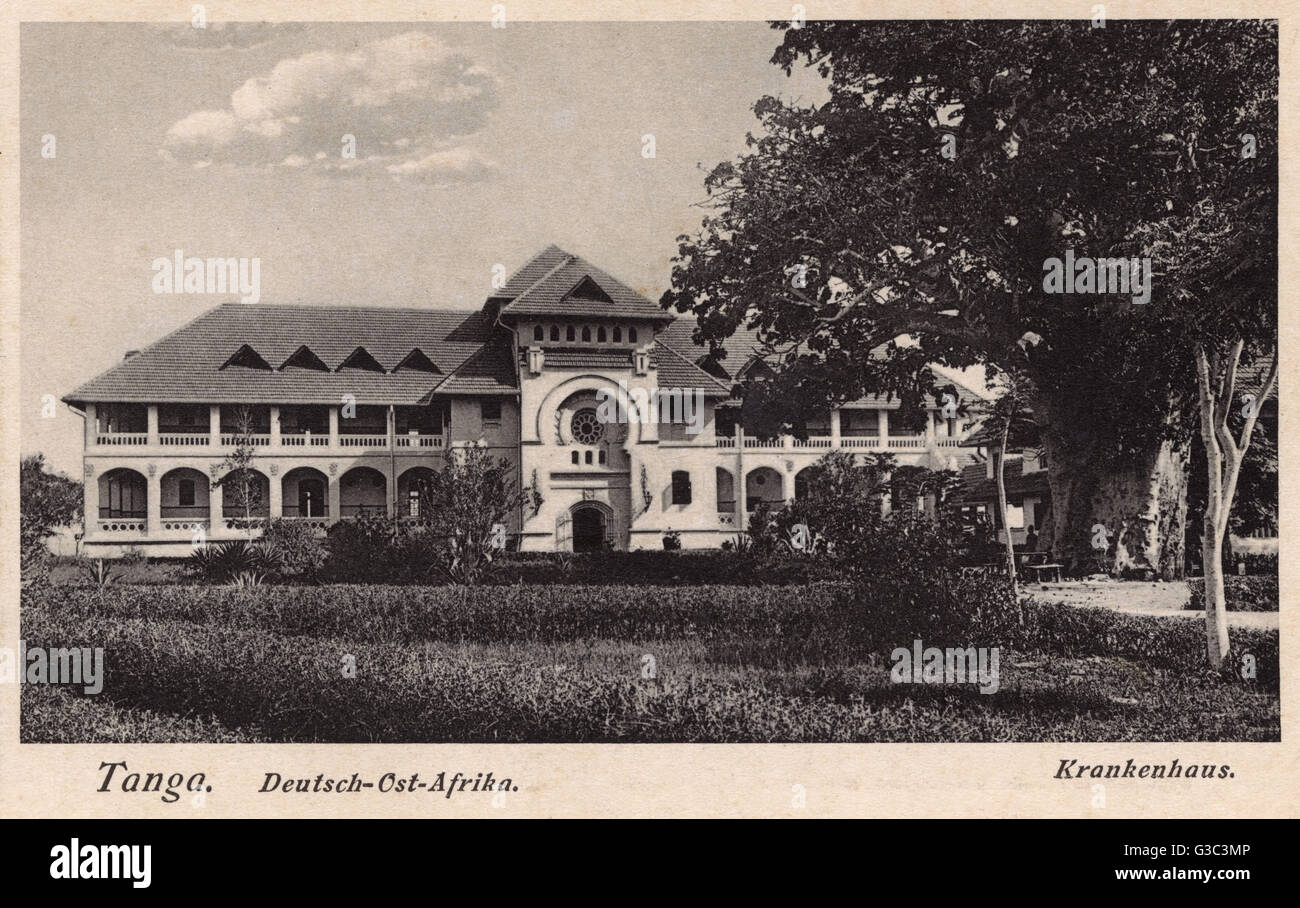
[{"left": 996, "top": 420, "right": 1017, "bottom": 588}]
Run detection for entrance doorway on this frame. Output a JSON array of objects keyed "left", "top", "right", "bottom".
[{"left": 571, "top": 506, "right": 607, "bottom": 553}]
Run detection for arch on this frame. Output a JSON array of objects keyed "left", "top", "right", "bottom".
[
  {"left": 97, "top": 468, "right": 147, "bottom": 520},
  {"left": 715, "top": 467, "right": 735, "bottom": 513},
  {"left": 612, "top": 326, "right": 622, "bottom": 343},
  {"left": 745, "top": 466, "right": 785, "bottom": 511},
  {"left": 628, "top": 326, "right": 638, "bottom": 343},
  {"left": 794, "top": 466, "right": 818, "bottom": 501},
  {"left": 160, "top": 467, "right": 210, "bottom": 519},
  {"left": 581, "top": 325, "right": 592, "bottom": 342},
  {"left": 282, "top": 466, "right": 329, "bottom": 518},
  {"left": 671, "top": 470, "right": 692, "bottom": 505},
  {"left": 531, "top": 374, "right": 647, "bottom": 446},
  {"left": 340, "top": 466, "right": 388, "bottom": 517},
  {"left": 397, "top": 466, "right": 437, "bottom": 519},
  {"left": 219, "top": 467, "right": 270, "bottom": 519},
  {"left": 550, "top": 325, "right": 560, "bottom": 342},
  {"left": 570, "top": 501, "right": 612, "bottom": 553},
  {"left": 533, "top": 325, "right": 544, "bottom": 342},
  {"left": 597, "top": 325, "right": 607, "bottom": 343},
  {"left": 566, "top": 325, "right": 576, "bottom": 341}
]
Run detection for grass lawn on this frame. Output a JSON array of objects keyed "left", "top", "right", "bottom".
[{"left": 21, "top": 581, "right": 1278, "bottom": 743}]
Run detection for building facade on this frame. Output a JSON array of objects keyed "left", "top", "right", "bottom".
[{"left": 66, "top": 246, "right": 984, "bottom": 556}]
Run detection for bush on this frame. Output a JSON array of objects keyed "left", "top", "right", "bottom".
[
  {"left": 1186, "top": 575, "right": 1279, "bottom": 612},
  {"left": 187, "top": 540, "right": 278, "bottom": 585},
  {"left": 259, "top": 518, "right": 327, "bottom": 581}
]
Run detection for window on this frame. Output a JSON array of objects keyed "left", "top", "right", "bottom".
[
  {"left": 671, "top": 470, "right": 692, "bottom": 505},
  {"left": 584, "top": 451, "right": 593, "bottom": 465},
  {"left": 178, "top": 479, "right": 195, "bottom": 507},
  {"left": 481, "top": 400, "right": 502, "bottom": 423},
  {"left": 581, "top": 326, "right": 592, "bottom": 342},
  {"left": 597, "top": 326, "right": 607, "bottom": 343},
  {"left": 534, "top": 325, "right": 544, "bottom": 341},
  {"left": 566, "top": 326, "right": 576, "bottom": 341},
  {"left": 571, "top": 451, "right": 579, "bottom": 465},
  {"left": 613, "top": 326, "right": 622, "bottom": 342},
  {"left": 408, "top": 489, "right": 421, "bottom": 517},
  {"left": 628, "top": 327, "right": 638, "bottom": 343},
  {"left": 570, "top": 408, "right": 603, "bottom": 445},
  {"left": 598, "top": 450, "right": 607, "bottom": 465},
  {"left": 550, "top": 325, "right": 560, "bottom": 342}
]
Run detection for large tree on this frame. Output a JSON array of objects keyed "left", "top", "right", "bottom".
[{"left": 662, "top": 20, "right": 1276, "bottom": 580}]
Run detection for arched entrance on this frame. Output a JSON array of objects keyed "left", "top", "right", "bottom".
[{"left": 571, "top": 505, "right": 607, "bottom": 553}]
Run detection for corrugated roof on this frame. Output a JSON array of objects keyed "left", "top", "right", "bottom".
[{"left": 65, "top": 303, "right": 516, "bottom": 406}]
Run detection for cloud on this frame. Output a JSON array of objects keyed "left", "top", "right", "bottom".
[
  {"left": 161, "top": 31, "right": 500, "bottom": 183},
  {"left": 160, "top": 22, "right": 305, "bottom": 51}
]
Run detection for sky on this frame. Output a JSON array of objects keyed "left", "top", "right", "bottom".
[{"left": 20, "top": 21, "right": 832, "bottom": 476}]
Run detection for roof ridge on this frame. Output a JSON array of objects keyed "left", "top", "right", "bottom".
[
  {"left": 503, "top": 252, "right": 575, "bottom": 307},
  {"left": 64, "top": 303, "right": 231, "bottom": 405},
  {"left": 652, "top": 338, "right": 731, "bottom": 393}
]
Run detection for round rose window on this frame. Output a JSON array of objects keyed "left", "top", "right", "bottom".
[{"left": 570, "top": 408, "right": 604, "bottom": 445}]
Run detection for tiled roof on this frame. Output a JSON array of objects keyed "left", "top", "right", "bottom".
[
  {"left": 950, "top": 457, "right": 1051, "bottom": 504},
  {"left": 650, "top": 342, "right": 732, "bottom": 397},
  {"left": 65, "top": 304, "right": 516, "bottom": 406},
  {"left": 542, "top": 348, "right": 634, "bottom": 370},
  {"left": 498, "top": 246, "right": 671, "bottom": 322}
]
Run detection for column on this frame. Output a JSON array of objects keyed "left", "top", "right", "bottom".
[
  {"left": 385, "top": 466, "right": 396, "bottom": 519},
  {"left": 268, "top": 471, "right": 283, "bottom": 519},
  {"left": 83, "top": 465, "right": 98, "bottom": 537},
  {"left": 146, "top": 469, "right": 162, "bottom": 536},
  {"left": 328, "top": 406, "right": 340, "bottom": 448},
  {"left": 925, "top": 410, "right": 936, "bottom": 446},
  {"left": 877, "top": 409, "right": 889, "bottom": 448},
  {"left": 327, "top": 473, "right": 341, "bottom": 524},
  {"left": 736, "top": 425, "right": 747, "bottom": 531},
  {"left": 85, "top": 404, "right": 97, "bottom": 448},
  {"left": 208, "top": 471, "right": 224, "bottom": 532},
  {"left": 147, "top": 405, "right": 159, "bottom": 446},
  {"left": 270, "top": 406, "right": 281, "bottom": 447},
  {"left": 830, "top": 409, "right": 841, "bottom": 447},
  {"left": 209, "top": 405, "right": 221, "bottom": 447}
]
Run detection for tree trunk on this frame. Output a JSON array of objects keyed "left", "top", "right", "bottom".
[
  {"left": 1038, "top": 400, "right": 1188, "bottom": 580},
  {"left": 995, "top": 422, "right": 1017, "bottom": 587},
  {"left": 1201, "top": 499, "right": 1230, "bottom": 667}
]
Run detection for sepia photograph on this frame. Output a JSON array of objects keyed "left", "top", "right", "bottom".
[{"left": 13, "top": 13, "right": 1279, "bottom": 753}]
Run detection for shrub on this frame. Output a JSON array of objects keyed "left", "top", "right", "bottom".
[
  {"left": 1186, "top": 575, "right": 1279, "bottom": 612},
  {"left": 259, "top": 518, "right": 327, "bottom": 581},
  {"left": 187, "top": 540, "right": 278, "bottom": 584}
]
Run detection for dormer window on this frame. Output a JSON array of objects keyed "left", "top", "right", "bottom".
[
  {"left": 337, "top": 347, "right": 386, "bottom": 373},
  {"left": 280, "top": 346, "right": 330, "bottom": 371},
  {"left": 220, "top": 344, "right": 272, "bottom": 371},
  {"left": 394, "top": 348, "right": 440, "bottom": 373}
]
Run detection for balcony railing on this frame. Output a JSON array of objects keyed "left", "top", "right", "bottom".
[
  {"left": 338, "top": 434, "right": 389, "bottom": 449},
  {"left": 96, "top": 432, "right": 148, "bottom": 446},
  {"left": 90, "top": 431, "right": 443, "bottom": 452},
  {"left": 395, "top": 434, "right": 445, "bottom": 449},
  {"left": 713, "top": 433, "right": 967, "bottom": 451}
]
